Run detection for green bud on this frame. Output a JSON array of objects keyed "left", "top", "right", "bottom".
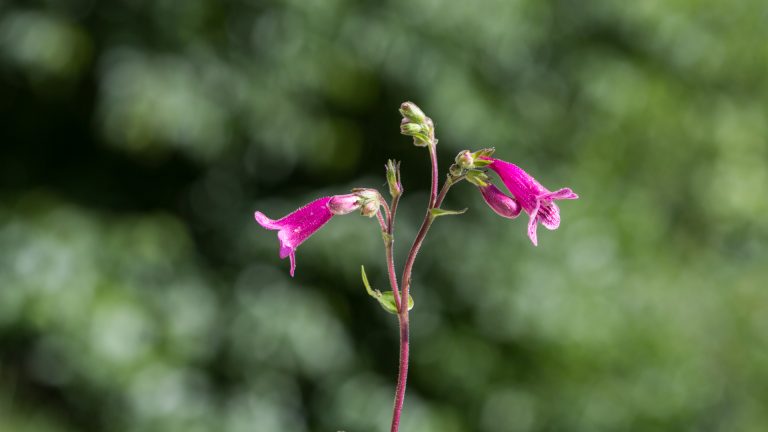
[
  {"left": 400, "top": 121, "right": 423, "bottom": 135},
  {"left": 386, "top": 159, "right": 403, "bottom": 197},
  {"left": 449, "top": 163, "right": 463, "bottom": 177},
  {"left": 399, "top": 101, "right": 426, "bottom": 123}
]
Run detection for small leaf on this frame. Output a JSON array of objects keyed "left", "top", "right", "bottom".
[
  {"left": 377, "top": 291, "right": 399, "bottom": 314},
  {"left": 430, "top": 207, "right": 468, "bottom": 218},
  {"left": 361, "top": 266, "right": 414, "bottom": 314},
  {"left": 361, "top": 265, "right": 376, "bottom": 298},
  {"left": 379, "top": 291, "right": 415, "bottom": 314}
]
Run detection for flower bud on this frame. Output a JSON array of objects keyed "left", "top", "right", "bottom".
[
  {"left": 327, "top": 193, "right": 361, "bottom": 215},
  {"left": 385, "top": 159, "right": 403, "bottom": 197},
  {"left": 399, "top": 101, "right": 426, "bottom": 123},
  {"left": 400, "top": 121, "right": 423, "bottom": 135},
  {"left": 455, "top": 150, "right": 474, "bottom": 169}
]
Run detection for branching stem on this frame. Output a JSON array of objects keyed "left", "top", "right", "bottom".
[{"left": 389, "top": 140, "right": 462, "bottom": 432}]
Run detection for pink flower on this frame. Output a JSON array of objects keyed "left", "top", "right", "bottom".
[
  {"left": 483, "top": 157, "right": 578, "bottom": 246},
  {"left": 478, "top": 183, "right": 521, "bottom": 219},
  {"left": 255, "top": 194, "right": 362, "bottom": 276}
]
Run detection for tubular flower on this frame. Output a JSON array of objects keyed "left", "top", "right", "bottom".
[
  {"left": 482, "top": 157, "right": 579, "bottom": 246},
  {"left": 478, "top": 183, "right": 522, "bottom": 219},
  {"left": 255, "top": 194, "right": 362, "bottom": 277}
]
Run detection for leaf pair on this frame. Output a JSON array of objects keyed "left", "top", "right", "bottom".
[{"left": 361, "top": 266, "right": 413, "bottom": 314}]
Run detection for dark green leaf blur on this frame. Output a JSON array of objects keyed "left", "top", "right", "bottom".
[{"left": 1, "top": 0, "right": 767, "bottom": 431}]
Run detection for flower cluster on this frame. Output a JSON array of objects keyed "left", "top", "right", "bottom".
[
  {"left": 252, "top": 101, "right": 579, "bottom": 432},
  {"left": 254, "top": 113, "right": 578, "bottom": 276}
]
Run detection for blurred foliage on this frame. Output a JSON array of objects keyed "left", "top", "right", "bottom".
[{"left": 1, "top": 0, "right": 768, "bottom": 431}]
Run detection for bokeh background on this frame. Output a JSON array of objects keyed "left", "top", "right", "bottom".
[{"left": 2, "top": 0, "right": 767, "bottom": 431}]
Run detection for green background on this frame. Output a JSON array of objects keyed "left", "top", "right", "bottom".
[{"left": 1, "top": 0, "right": 767, "bottom": 431}]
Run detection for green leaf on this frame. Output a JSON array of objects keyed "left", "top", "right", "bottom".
[
  {"left": 379, "top": 291, "right": 414, "bottom": 313},
  {"left": 361, "top": 265, "right": 415, "bottom": 314},
  {"left": 377, "top": 291, "right": 400, "bottom": 314},
  {"left": 430, "top": 207, "right": 468, "bottom": 218},
  {"left": 361, "top": 265, "right": 376, "bottom": 297}
]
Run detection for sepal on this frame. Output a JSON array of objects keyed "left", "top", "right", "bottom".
[{"left": 466, "top": 169, "right": 490, "bottom": 187}]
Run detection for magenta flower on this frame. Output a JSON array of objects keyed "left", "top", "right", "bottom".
[
  {"left": 255, "top": 194, "right": 362, "bottom": 277},
  {"left": 478, "top": 183, "right": 521, "bottom": 219},
  {"left": 483, "top": 157, "right": 578, "bottom": 246}
]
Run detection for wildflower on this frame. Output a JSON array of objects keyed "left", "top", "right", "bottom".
[
  {"left": 478, "top": 183, "right": 521, "bottom": 219},
  {"left": 483, "top": 157, "right": 578, "bottom": 246},
  {"left": 255, "top": 194, "right": 364, "bottom": 277}
]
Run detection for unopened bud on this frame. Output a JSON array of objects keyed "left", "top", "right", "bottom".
[
  {"left": 385, "top": 159, "right": 403, "bottom": 197},
  {"left": 400, "top": 121, "right": 423, "bottom": 135},
  {"left": 399, "top": 101, "right": 426, "bottom": 124},
  {"left": 455, "top": 150, "right": 474, "bottom": 169},
  {"left": 328, "top": 193, "right": 361, "bottom": 215}
]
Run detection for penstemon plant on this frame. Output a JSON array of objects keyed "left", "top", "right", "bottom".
[{"left": 254, "top": 102, "right": 578, "bottom": 432}]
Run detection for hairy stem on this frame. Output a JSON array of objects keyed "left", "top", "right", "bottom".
[
  {"left": 390, "top": 314, "right": 409, "bottom": 432},
  {"left": 399, "top": 174, "right": 458, "bottom": 305},
  {"left": 390, "top": 143, "right": 456, "bottom": 432}
]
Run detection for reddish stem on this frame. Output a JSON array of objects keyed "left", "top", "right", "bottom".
[
  {"left": 390, "top": 143, "right": 456, "bottom": 432},
  {"left": 390, "top": 314, "right": 409, "bottom": 432}
]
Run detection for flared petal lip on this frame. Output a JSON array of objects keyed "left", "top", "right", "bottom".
[{"left": 254, "top": 211, "right": 280, "bottom": 230}]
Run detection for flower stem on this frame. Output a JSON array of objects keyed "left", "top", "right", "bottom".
[
  {"left": 389, "top": 142, "right": 461, "bottom": 432},
  {"left": 390, "top": 313, "right": 409, "bottom": 432},
  {"left": 383, "top": 186, "right": 402, "bottom": 311}
]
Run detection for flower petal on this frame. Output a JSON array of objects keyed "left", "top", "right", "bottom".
[
  {"left": 537, "top": 201, "right": 561, "bottom": 230},
  {"left": 484, "top": 157, "right": 546, "bottom": 214},
  {"left": 254, "top": 211, "right": 280, "bottom": 230},
  {"left": 254, "top": 197, "right": 334, "bottom": 276},
  {"left": 527, "top": 201, "right": 540, "bottom": 246},
  {"left": 288, "top": 252, "right": 296, "bottom": 277},
  {"left": 479, "top": 184, "right": 521, "bottom": 219},
  {"left": 539, "top": 188, "right": 578, "bottom": 201},
  {"left": 278, "top": 231, "right": 294, "bottom": 259}
]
